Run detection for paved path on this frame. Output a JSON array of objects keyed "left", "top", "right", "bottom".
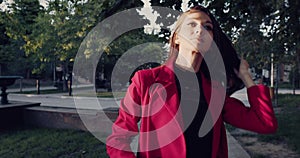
[
  {"left": 8, "top": 85, "right": 120, "bottom": 110},
  {"left": 9, "top": 93, "right": 120, "bottom": 110},
  {"left": 7, "top": 86, "right": 299, "bottom": 157},
  {"left": 9, "top": 85, "right": 298, "bottom": 109}
]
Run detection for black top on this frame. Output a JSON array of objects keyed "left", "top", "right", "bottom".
[{"left": 174, "top": 65, "right": 213, "bottom": 158}]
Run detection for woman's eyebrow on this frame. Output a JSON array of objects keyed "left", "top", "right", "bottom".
[
  {"left": 206, "top": 21, "right": 213, "bottom": 25},
  {"left": 200, "top": 20, "right": 213, "bottom": 25},
  {"left": 189, "top": 17, "right": 213, "bottom": 24}
]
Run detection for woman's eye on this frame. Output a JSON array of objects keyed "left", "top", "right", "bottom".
[
  {"left": 203, "top": 25, "right": 213, "bottom": 31},
  {"left": 188, "top": 22, "right": 197, "bottom": 27}
]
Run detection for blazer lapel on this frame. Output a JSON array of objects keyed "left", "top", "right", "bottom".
[
  {"left": 151, "top": 64, "right": 226, "bottom": 133},
  {"left": 199, "top": 74, "right": 226, "bottom": 137},
  {"left": 153, "top": 65, "right": 184, "bottom": 128}
]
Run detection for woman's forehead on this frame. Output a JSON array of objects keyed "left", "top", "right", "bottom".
[{"left": 185, "top": 11, "right": 212, "bottom": 22}]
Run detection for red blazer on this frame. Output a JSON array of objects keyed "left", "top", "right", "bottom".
[{"left": 106, "top": 64, "right": 277, "bottom": 158}]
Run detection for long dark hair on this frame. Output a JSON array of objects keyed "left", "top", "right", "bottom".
[{"left": 167, "top": 5, "right": 244, "bottom": 95}]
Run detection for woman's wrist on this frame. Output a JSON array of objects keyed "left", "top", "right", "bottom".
[{"left": 241, "top": 74, "right": 255, "bottom": 88}]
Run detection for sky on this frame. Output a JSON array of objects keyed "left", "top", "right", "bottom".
[
  {"left": 0, "top": 0, "right": 179, "bottom": 35},
  {"left": 138, "top": 0, "right": 190, "bottom": 34},
  {"left": 0, "top": 0, "right": 184, "bottom": 11},
  {"left": 0, "top": 0, "right": 217, "bottom": 36},
  {"left": 0, "top": 0, "right": 47, "bottom": 11}
]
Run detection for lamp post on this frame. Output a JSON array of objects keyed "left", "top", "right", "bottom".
[
  {"left": 271, "top": 53, "right": 274, "bottom": 87},
  {"left": 270, "top": 53, "right": 275, "bottom": 100}
]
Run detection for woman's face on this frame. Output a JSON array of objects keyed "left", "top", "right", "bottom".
[{"left": 175, "top": 11, "right": 213, "bottom": 55}]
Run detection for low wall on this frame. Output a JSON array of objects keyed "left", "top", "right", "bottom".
[
  {"left": 23, "top": 106, "right": 119, "bottom": 133},
  {"left": 0, "top": 101, "right": 40, "bottom": 130}
]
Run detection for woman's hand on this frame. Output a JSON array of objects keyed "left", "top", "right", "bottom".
[{"left": 234, "top": 59, "right": 255, "bottom": 88}]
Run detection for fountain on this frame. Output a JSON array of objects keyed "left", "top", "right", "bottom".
[
  {"left": 0, "top": 76, "right": 23, "bottom": 104},
  {"left": 0, "top": 76, "right": 43, "bottom": 129}
]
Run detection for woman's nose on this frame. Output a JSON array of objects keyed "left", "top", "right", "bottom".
[{"left": 195, "top": 26, "right": 203, "bottom": 35}]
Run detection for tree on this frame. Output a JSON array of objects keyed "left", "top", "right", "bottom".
[
  {"left": 2, "top": 0, "right": 42, "bottom": 77},
  {"left": 24, "top": 0, "right": 131, "bottom": 90},
  {"left": 1, "top": 0, "right": 297, "bottom": 89},
  {"left": 274, "top": 0, "right": 300, "bottom": 89},
  {"left": 0, "top": 11, "right": 13, "bottom": 75},
  {"left": 95, "top": 28, "right": 165, "bottom": 90}
]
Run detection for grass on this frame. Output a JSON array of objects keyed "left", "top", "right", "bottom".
[
  {"left": 0, "top": 128, "right": 109, "bottom": 158},
  {"left": 258, "top": 94, "right": 300, "bottom": 154},
  {"left": 277, "top": 82, "right": 299, "bottom": 89},
  {"left": 227, "top": 94, "right": 300, "bottom": 156},
  {"left": 13, "top": 89, "right": 64, "bottom": 95},
  {"left": 78, "top": 91, "right": 126, "bottom": 98}
]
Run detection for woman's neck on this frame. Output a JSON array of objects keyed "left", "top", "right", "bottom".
[{"left": 175, "top": 50, "right": 203, "bottom": 73}]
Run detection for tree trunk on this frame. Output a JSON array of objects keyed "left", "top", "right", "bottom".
[
  {"left": 297, "top": 48, "right": 300, "bottom": 77},
  {"left": 26, "top": 69, "right": 31, "bottom": 79},
  {"left": 297, "top": 48, "right": 300, "bottom": 89},
  {"left": 293, "top": 67, "right": 295, "bottom": 95},
  {"left": 62, "top": 62, "right": 68, "bottom": 92},
  {"left": 36, "top": 79, "right": 40, "bottom": 94}
]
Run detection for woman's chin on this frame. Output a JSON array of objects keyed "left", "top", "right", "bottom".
[
  {"left": 192, "top": 51, "right": 201, "bottom": 55},
  {"left": 193, "top": 50, "right": 205, "bottom": 56}
]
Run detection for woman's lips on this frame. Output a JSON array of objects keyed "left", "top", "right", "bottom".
[{"left": 194, "top": 37, "right": 205, "bottom": 43}]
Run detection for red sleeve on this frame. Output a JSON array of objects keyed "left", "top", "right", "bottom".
[
  {"left": 222, "top": 85, "right": 278, "bottom": 134},
  {"left": 106, "top": 71, "right": 143, "bottom": 158}
]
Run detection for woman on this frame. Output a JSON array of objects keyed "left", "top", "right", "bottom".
[{"left": 106, "top": 5, "right": 277, "bottom": 158}]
